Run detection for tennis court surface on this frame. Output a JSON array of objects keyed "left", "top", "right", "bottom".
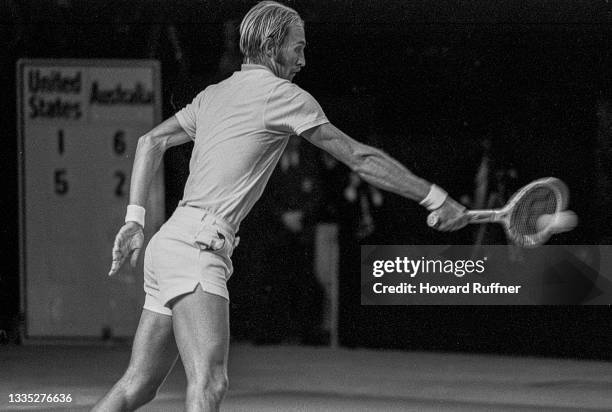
[{"left": 2, "top": 343, "right": 611, "bottom": 411}]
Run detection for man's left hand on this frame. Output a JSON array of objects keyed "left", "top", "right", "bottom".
[{"left": 108, "top": 222, "right": 144, "bottom": 276}]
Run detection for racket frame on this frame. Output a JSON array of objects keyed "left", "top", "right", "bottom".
[{"left": 428, "top": 177, "right": 569, "bottom": 247}]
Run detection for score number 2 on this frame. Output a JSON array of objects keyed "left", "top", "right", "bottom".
[{"left": 114, "top": 171, "right": 126, "bottom": 197}]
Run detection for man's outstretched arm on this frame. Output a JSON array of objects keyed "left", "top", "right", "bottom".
[
  {"left": 109, "top": 116, "right": 192, "bottom": 276},
  {"left": 301, "top": 122, "right": 466, "bottom": 231}
]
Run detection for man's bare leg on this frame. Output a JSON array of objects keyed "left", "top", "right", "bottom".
[
  {"left": 92, "top": 309, "right": 178, "bottom": 412},
  {"left": 172, "top": 285, "right": 230, "bottom": 412}
]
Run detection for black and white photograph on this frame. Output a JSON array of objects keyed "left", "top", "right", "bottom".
[{"left": 1, "top": 0, "right": 612, "bottom": 411}]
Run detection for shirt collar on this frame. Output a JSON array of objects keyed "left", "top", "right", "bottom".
[{"left": 241, "top": 63, "right": 273, "bottom": 73}]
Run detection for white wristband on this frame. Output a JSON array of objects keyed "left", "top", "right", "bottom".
[
  {"left": 125, "top": 205, "right": 146, "bottom": 228},
  {"left": 419, "top": 184, "right": 448, "bottom": 211}
]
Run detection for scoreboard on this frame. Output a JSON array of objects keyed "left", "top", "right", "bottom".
[{"left": 17, "top": 59, "right": 165, "bottom": 339}]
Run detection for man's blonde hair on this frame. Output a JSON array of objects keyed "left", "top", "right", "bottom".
[{"left": 239, "top": 1, "right": 303, "bottom": 64}]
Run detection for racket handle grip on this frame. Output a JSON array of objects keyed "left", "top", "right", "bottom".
[{"left": 427, "top": 211, "right": 440, "bottom": 228}]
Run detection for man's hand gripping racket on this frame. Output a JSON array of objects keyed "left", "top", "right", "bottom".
[
  {"left": 108, "top": 222, "right": 144, "bottom": 276},
  {"left": 428, "top": 177, "right": 577, "bottom": 247},
  {"left": 430, "top": 196, "right": 470, "bottom": 231}
]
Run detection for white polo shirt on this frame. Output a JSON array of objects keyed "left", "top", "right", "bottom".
[{"left": 175, "top": 64, "right": 329, "bottom": 230}]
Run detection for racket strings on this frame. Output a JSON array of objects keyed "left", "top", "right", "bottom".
[{"left": 509, "top": 187, "right": 558, "bottom": 244}]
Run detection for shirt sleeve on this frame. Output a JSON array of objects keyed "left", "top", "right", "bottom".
[
  {"left": 175, "top": 90, "right": 206, "bottom": 140},
  {"left": 264, "top": 83, "right": 329, "bottom": 136}
]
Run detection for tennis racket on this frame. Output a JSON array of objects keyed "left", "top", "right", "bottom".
[{"left": 427, "top": 177, "right": 570, "bottom": 248}]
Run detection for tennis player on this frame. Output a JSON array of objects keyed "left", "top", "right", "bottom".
[{"left": 93, "top": 2, "right": 467, "bottom": 411}]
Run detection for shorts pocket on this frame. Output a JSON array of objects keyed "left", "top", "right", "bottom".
[{"left": 194, "top": 223, "right": 226, "bottom": 252}]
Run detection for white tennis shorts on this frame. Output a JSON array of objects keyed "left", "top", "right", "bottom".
[{"left": 143, "top": 205, "right": 239, "bottom": 316}]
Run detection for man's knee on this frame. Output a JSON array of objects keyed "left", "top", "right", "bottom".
[
  {"left": 119, "top": 369, "right": 161, "bottom": 407},
  {"left": 208, "top": 373, "right": 229, "bottom": 400},
  {"left": 189, "top": 367, "right": 228, "bottom": 402}
]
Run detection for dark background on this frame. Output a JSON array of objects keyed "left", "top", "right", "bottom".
[{"left": 2, "top": 0, "right": 612, "bottom": 359}]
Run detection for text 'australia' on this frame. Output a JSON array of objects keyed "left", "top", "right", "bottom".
[{"left": 90, "top": 82, "right": 154, "bottom": 105}]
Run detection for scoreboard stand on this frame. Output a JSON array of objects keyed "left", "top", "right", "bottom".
[{"left": 17, "top": 59, "right": 164, "bottom": 341}]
